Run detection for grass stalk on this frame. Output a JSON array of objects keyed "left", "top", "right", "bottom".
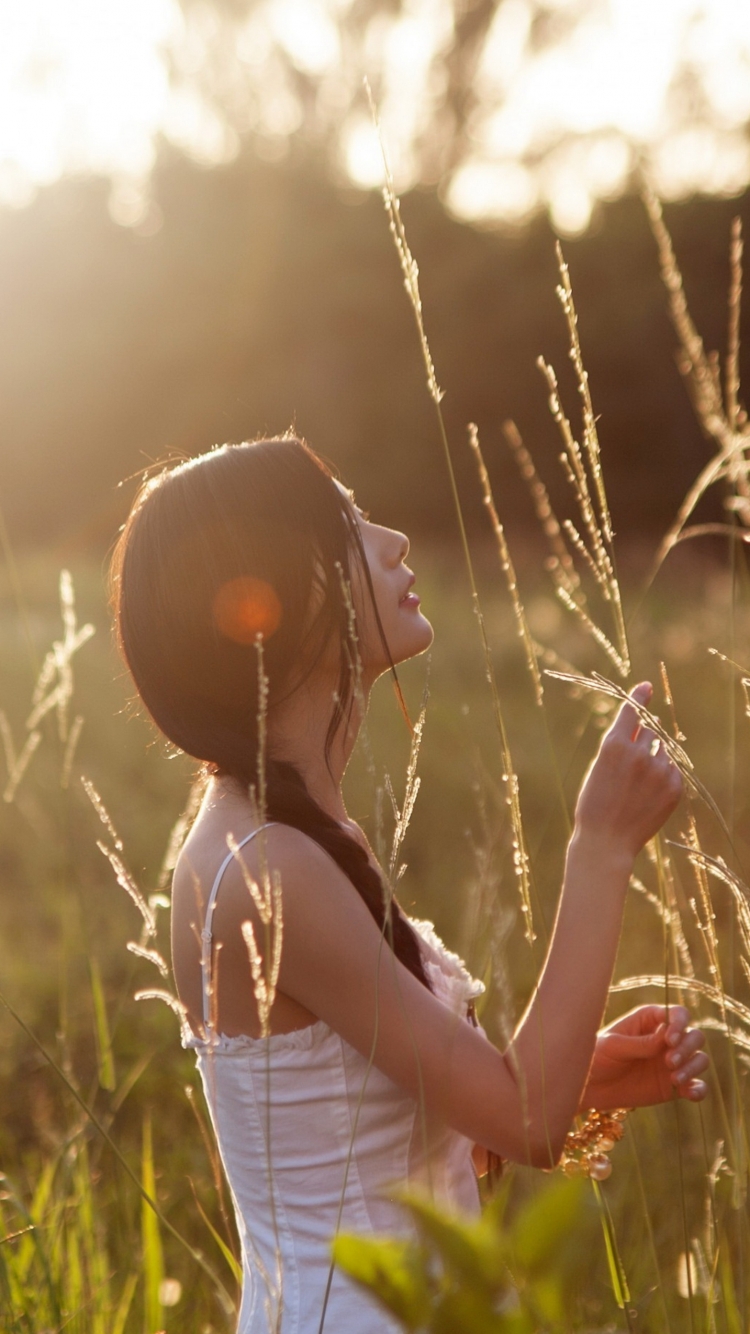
[{"left": 0, "top": 988, "right": 236, "bottom": 1318}]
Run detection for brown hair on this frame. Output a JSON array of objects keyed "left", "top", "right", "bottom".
[{"left": 110, "top": 437, "right": 430, "bottom": 987}]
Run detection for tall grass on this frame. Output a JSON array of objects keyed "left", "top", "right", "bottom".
[
  {"left": 0, "top": 184, "right": 749, "bottom": 1333},
  {"left": 346, "top": 148, "right": 750, "bottom": 1331}
]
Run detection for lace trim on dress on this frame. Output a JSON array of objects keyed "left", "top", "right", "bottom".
[{"left": 409, "top": 917, "right": 485, "bottom": 1018}]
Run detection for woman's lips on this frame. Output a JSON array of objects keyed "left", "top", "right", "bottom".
[{"left": 399, "top": 591, "right": 421, "bottom": 609}]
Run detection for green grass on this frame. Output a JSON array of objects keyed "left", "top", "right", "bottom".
[
  {"left": 0, "top": 183, "right": 748, "bottom": 1334},
  {"left": 0, "top": 537, "right": 748, "bottom": 1330}
]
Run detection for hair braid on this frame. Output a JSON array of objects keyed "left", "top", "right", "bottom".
[{"left": 261, "top": 760, "right": 430, "bottom": 989}]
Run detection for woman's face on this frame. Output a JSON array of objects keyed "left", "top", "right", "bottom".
[{"left": 348, "top": 497, "right": 434, "bottom": 673}]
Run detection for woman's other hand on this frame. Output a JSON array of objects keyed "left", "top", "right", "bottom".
[
  {"left": 573, "top": 682, "right": 684, "bottom": 861},
  {"left": 581, "top": 1004, "right": 709, "bottom": 1110}
]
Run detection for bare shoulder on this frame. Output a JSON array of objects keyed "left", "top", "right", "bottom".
[
  {"left": 171, "top": 792, "right": 331, "bottom": 1035},
  {"left": 172, "top": 794, "right": 517, "bottom": 1159}
]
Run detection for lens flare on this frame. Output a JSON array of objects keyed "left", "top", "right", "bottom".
[{"left": 212, "top": 577, "right": 282, "bottom": 644}]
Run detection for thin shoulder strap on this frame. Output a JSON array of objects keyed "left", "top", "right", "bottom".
[{"left": 200, "top": 822, "right": 278, "bottom": 1030}]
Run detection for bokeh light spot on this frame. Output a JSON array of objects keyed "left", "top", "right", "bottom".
[{"left": 213, "top": 577, "right": 282, "bottom": 645}]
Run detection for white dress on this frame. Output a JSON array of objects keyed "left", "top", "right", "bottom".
[{"left": 184, "top": 825, "right": 485, "bottom": 1334}]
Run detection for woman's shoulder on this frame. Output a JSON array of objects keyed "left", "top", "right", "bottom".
[{"left": 173, "top": 787, "right": 349, "bottom": 914}]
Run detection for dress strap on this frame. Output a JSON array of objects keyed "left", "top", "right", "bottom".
[{"left": 200, "top": 823, "right": 278, "bottom": 1031}]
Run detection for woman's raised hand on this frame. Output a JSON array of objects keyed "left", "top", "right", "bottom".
[{"left": 573, "top": 682, "right": 684, "bottom": 861}]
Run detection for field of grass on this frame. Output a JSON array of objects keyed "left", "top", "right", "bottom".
[
  {"left": 0, "top": 529, "right": 749, "bottom": 1331},
  {"left": 2, "top": 190, "right": 750, "bottom": 1333}
]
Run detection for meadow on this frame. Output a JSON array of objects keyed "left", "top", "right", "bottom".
[{"left": 1, "top": 193, "right": 750, "bottom": 1332}]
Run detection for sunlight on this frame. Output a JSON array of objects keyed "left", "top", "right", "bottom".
[
  {"left": 0, "top": 0, "right": 179, "bottom": 208},
  {"left": 0, "top": 0, "right": 750, "bottom": 231},
  {"left": 450, "top": 0, "right": 750, "bottom": 231}
]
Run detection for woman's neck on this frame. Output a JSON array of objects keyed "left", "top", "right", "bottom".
[{"left": 266, "top": 671, "right": 368, "bottom": 826}]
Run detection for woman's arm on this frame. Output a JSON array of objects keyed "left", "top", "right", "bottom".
[
  {"left": 214, "top": 684, "right": 683, "bottom": 1167},
  {"left": 495, "top": 682, "right": 684, "bottom": 1160}
]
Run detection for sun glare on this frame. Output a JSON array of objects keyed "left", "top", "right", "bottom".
[{"left": 0, "top": 0, "right": 749, "bottom": 232}]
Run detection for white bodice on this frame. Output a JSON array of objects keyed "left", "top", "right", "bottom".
[{"left": 184, "top": 829, "right": 485, "bottom": 1334}]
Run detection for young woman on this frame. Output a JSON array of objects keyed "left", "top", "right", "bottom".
[{"left": 112, "top": 436, "right": 708, "bottom": 1334}]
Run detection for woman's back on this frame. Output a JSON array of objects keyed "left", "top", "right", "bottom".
[{"left": 177, "top": 823, "right": 483, "bottom": 1334}]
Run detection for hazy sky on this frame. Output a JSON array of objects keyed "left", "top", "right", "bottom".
[{"left": 1, "top": 0, "right": 749, "bottom": 233}]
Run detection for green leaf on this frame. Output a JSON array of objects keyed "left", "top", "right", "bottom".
[
  {"left": 720, "top": 1240, "right": 742, "bottom": 1334},
  {"left": 141, "top": 1113, "right": 165, "bottom": 1334},
  {"left": 192, "top": 1192, "right": 242, "bottom": 1286},
  {"left": 590, "top": 1180, "right": 630, "bottom": 1310},
  {"left": 404, "top": 1194, "right": 509, "bottom": 1292},
  {"left": 511, "top": 1176, "right": 584, "bottom": 1274},
  {"left": 90, "top": 956, "right": 116, "bottom": 1092},
  {"left": 112, "top": 1273, "right": 139, "bottom": 1334},
  {"left": 333, "top": 1232, "right": 431, "bottom": 1330},
  {"left": 432, "top": 1284, "right": 532, "bottom": 1334}
]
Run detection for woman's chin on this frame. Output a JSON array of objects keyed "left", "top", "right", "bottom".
[{"left": 394, "top": 613, "right": 434, "bottom": 663}]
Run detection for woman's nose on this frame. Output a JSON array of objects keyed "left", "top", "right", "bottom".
[{"left": 389, "top": 527, "right": 409, "bottom": 565}]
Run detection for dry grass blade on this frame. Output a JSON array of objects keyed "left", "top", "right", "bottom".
[
  {"left": 651, "top": 447, "right": 750, "bottom": 578},
  {"left": 630, "top": 874, "right": 695, "bottom": 980},
  {"left": 82, "top": 776, "right": 124, "bottom": 852},
  {"left": 60, "top": 714, "right": 84, "bottom": 789},
  {"left": 158, "top": 774, "right": 206, "bottom": 889},
  {"left": 681, "top": 819, "right": 725, "bottom": 1015},
  {"left": 554, "top": 586, "right": 630, "bottom": 678},
  {"left": 97, "top": 841, "right": 156, "bottom": 938},
  {"left": 643, "top": 188, "right": 727, "bottom": 433},
  {"left": 368, "top": 91, "right": 535, "bottom": 947},
  {"left": 611, "top": 974, "right": 750, "bottom": 1032},
  {"left": 517, "top": 251, "right": 630, "bottom": 678},
  {"left": 25, "top": 682, "right": 65, "bottom": 730},
  {"left": 726, "top": 217, "right": 743, "bottom": 434},
  {"left": 0, "top": 708, "right": 15, "bottom": 774},
  {"left": 468, "top": 424, "right": 543, "bottom": 705},
  {"left": 538, "top": 355, "right": 608, "bottom": 572},
  {"left": 134, "top": 990, "right": 192, "bottom": 1044},
  {"left": 544, "top": 668, "right": 728, "bottom": 836},
  {"left": 366, "top": 83, "right": 442, "bottom": 407},
  {"left": 669, "top": 842, "right": 750, "bottom": 963},
  {"left": 708, "top": 647, "right": 750, "bottom": 720},
  {"left": 227, "top": 833, "right": 272, "bottom": 923},
  {"left": 503, "top": 419, "right": 581, "bottom": 597},
  {"left": 389, "top": 706, "right": 426, "bottom": 884},
  {"left": 126, "top": 942, "right": 170, "bottom": 979},
  {"left": 659, "top": 660, "right": 686, "bottom": 741},
  {"left": 241, "top": 879, "right": 283, "bottom": 1041},
  {"left": 541, "top": 262, "right": 630, "bottom": 673},
  {"left": 698, "top": 1017, "right": 750, "bottom": 1055},
  {"left": 3, "top": 729, "right": 41, "bottom": 803},
  {"left": 644, "top": 190, "right": 750, "bottom": 579},
  {"left": 555, "top": 242, "right": 615, "bottom": 548}
]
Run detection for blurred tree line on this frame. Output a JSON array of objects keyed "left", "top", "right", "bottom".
[{"left": 0, "top": 141, "right": 747, "bottom": 556}]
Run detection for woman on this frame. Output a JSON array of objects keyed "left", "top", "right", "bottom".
[{"left": 111, "top": 436, "right": 708, "bottom": 1333}]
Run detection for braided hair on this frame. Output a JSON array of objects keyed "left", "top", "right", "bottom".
[{"left": 110, "top": 437, "right": 430, "bottom": 988}]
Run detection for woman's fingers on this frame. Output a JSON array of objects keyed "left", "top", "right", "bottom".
[
  {"left": 611, "top": 681, "right": 653, "bottom": 742},
  {"left": 681, "top": 1078, "right": 708, "bottom": 1101},
  {"left": 664, "top": 1005, "right": 691, "bottom": 1043},
  {"left": 666, "top": 1020, "right": 709, "bottom": 1097},
  {"left": 666, "top": 1026, "right": 705, "bottom": 1067}
]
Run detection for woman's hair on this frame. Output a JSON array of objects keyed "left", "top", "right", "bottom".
[{"left": 110, "top": 437, "right": 430, "bottom": 988}]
